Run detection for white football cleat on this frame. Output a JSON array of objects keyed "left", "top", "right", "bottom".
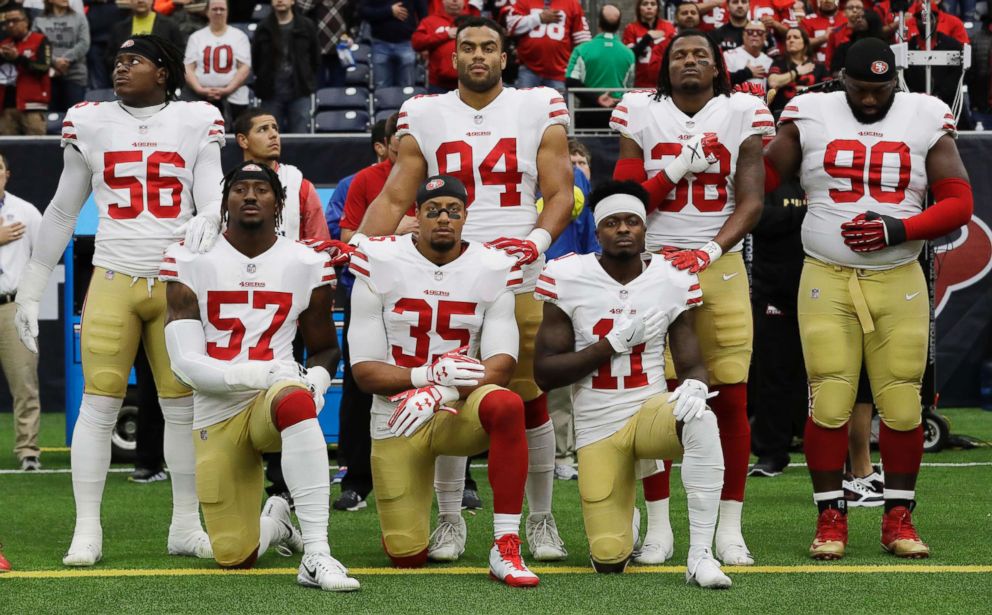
[
  {"left": 634, "top": 540, "right": 675, "bottom": 565},
  {"left": 167, "top": 528, "right": 213, "bottom": 559},
  {"left": 428, "top": 513, "right": 466, "bottom": 562},
  {"left": 631, "top": 507, "right": 642, "bottom": 552},
  {"left": 298, "top": 552, "right": 360, "bottom": 592},
  {"left": 63, "top": 535, "right": 102, "bottom": 567},
  {"left": 716, "top": 534, "right": 754, "bottom": 566},
  {"left": 489, "top": 534, "right": 540, "bottom": 588},
  {"left": 686, "top": 550, "right": 732, "bottom": 589},
  {"left": 262, "top": 495, "right": 303, "bottom": 555},
  {"left": 526, "top": 513, "right": 567, "bottom": 561}
]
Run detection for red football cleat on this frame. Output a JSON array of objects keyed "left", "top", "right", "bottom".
[
  {"left": 809, "top": 508, "right": 848, "bottom": 560},
  {"left": 882, "top": 506, "right": 930, "bottom": 558},
  {"left": 489, "top": 535, "right": 539, "bottom": 588},
  {"left": 0, "top": 544, "right": 11, "bottom": 572}
]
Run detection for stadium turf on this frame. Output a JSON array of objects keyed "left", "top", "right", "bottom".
[{"left": 1, "top": 408, "right": 991, "bottom": 614}]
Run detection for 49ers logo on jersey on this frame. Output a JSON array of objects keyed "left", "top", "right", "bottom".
[{"left": 934, "top": 216, "right": 992, "bottom": 316}]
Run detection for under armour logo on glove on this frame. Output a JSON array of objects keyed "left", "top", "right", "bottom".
[
  {"left": 300, "top": 239, "right": 356, "bottom": 266},
  {"left": 733, "top": 82, "right": 766, "bottom": 99},
  {"left": 387, "top": 385, "right": 459, "bottom": 437},
  {"left": 485, "top": 237, "right": 540, "bottom": 266},
  {"left": 411, "top": 346, "right": 485, "bottom": 388},
  {"left": 840, "top": 211, "right": 907, "bottom": 253}
]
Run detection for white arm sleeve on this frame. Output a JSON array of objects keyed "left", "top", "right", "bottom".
[
  {"left": 347, "top": 278, "right": 391, "bottom": 365},
  {"left": 479, "top": 291, "right": 519, "bottom": 361},
  {"left": 192, "top": 141, "right": 224, "bottom": 218},
  {"left": 165, "top": 319, "right": 258, "bottom": 394},
  {"left": 17, "top": 146, "right": 93, "bottom": 302}
]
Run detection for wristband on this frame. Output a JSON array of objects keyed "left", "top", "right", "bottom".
[
  {"left": 525, "top": 228, "right": 553, "bottom": 255},
  {"left": 410, "top": 366, "right": 429, "bottom": 388},
  {"left": 700, "top": 240, "right": 723, "bottom": 264}
]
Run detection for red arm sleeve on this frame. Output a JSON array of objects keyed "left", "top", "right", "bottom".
[
  {"left": 300, "top": 179, "right": 331, "bottom": 240},
  {"left": 902, "top": 177, "right": 973, "bottom": 241},
  {"left": 612, "top": 158, "right": 673, "bottom": 214},
  {"left": 764, "top": 157, "right": 781, "bottom": 193}
]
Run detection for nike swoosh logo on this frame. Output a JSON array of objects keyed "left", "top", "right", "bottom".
[
  {"left": 905, "top": 292, "right": 921, "bottom": 301},
  {"left": 304, "top": 564, "right": 318, "bottom": 578},
  {"left": 722, "top": 273, "right": 738, "bottom": 281},
  {"left": 625, "top": 332, "right": 636, "bottom": 344}
]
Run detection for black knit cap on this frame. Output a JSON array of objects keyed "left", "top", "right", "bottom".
[
  {"left": 416, "top": 175, "right": 468, "bottom": 206},
  {"left": 845, "top": 38, "right": 897, "bottom": 83},
  {"left": 116, "top": 37, "right": 166, "bottom": 67}
]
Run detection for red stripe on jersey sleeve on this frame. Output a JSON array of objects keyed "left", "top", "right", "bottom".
[
  {"left": 159, "top": 269, "right": 178, "bottom": 278},
  {"left": 687, "top": 297, "right": 703, "bottom": 305},
  {"left": 549, "top": 109, "right": 568, "bottom": 118},
  {"left": 755, "top": 108, "right": 772, "bottom": 115},
  {"left": 538, "top": 274, "right": 556, "bottom": 285},
  {"left": 752, "top": 121, "right": 774, "bottom": 127},
  {"left": 321, "top": 274, "right": 336, "bottom": 282},
  {"left": 550, "top": 97, "right": 566, "bottom": 104},
  {"left": 612, "top": 117, "right": 628, "bottom": 127},
  {"left": 352, "top": 251, "right": 368, "bottom": 262},
  {"left": 163, "top": 257, "right": 176, "bottom": 264},
  {"left": 689, "top": 283, "right": 700, "bottom": 291},
  {"left": 62, "top": 121, "right": 74, "bottom": 128},
  {"left": 213, "top": 119, "right": 225, "bottom": 126},
  {"left": 535, "top": 286, "right": 558, "bottom": 300},
  {"left": 62, "top": 133, "right": 77, "bottom": 140},
  {"left": 616, "top": 105, "right": 628, "bottom": 113},
  {"left": 397, "top": 123, "right": 409, "bottom": 131},
  {"left": 784, "top": 105, "right": 799, "bottom": 112},
  {"left": 350, "top": 263, "right": 370, "bottom": 277},
  {"left": 398, "top": 112, "right": 408, "bottom": 118},
  {"left": 942, "top": 124, "right": 956, "bottom": 131}
]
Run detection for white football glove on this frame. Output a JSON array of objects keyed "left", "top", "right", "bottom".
[
  {"left": 668, "top": 379, "right": 709, "bottom": 423},
  {"left": 223, "top": 360, "right": 306, "bottom": 391},
  {"left": 605, "top": 307, "right": 666, "bottom": 354},
  {"left": 13, "top": 298, "right": 39, "bottom": 354},
  {"left": 387, "top": 385, "right": 459, "bottom": 437},
  {"left": 183, "top": 211, "right": 221, "bottom": 254},
  {"left": 303, "top": 366, "right": 332, "bottom": 414},
  {"left": 410, "top": 347, "right": 485, "bottom": 388},
  {"left": 663, "top": 133, "right": 718, "bottom": 182}
]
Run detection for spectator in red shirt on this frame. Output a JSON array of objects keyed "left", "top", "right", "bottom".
[
  {"left": 828, "top": 1, "right": 884, "bottom": 74},
  {"left": 824, "top": 0, "right": 865, "bottom": 71},
  {"left": 505, "top": 0, "right": 590, "bottom": 91},
  {"left": 0, "top": 6, "right": 51, "bottom": 135},
  {"left": 622, "top": 0, "right": 676, "bottom": 88},
  {"left": 412, "top": 0, "right": 463, "bottom": 93},
  {"left": 340, "top": 112, "right": 417, "bottom": 242},
  {"left": 801, "top": 0, "right": 846, "bottom": 63},
  {"left": 428, "top": 0, "right": 480, "bottom": 15},
  {"left": 906, "top": 0, "right": 969, "bottom": 44}
]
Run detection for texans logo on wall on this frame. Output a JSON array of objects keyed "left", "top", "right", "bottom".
[{"left": 934, "top": 216, "right": 992, "bottom": 316}]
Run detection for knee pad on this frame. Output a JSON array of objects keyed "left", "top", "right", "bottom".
[
  {"left": 875, "top": 384, "right": 923, "bottom": 431},
  {"left": 215, "top": 541, "right": 257, "bottom": 569},
  {"left": 160, "top": 396, "right": 193, "bottom": 426},
  {"left": 86, "top": 368, "right": 129, "bottom": 399},
  {"left": 589, "top": 536, "right": 632, "bottom": 568},
  {"left": 809, "top": 380, "right": 856, "bottom": 430},
  {"left": 591, "top": 556, "right": 630, "bottom": 573},
  {"left": 708, "top": 305, "right": 752, "bottom": 385},
  {"left": 274, "top": 388, "right": 317, "bottom": 431},
  {"left": 478, "top": 389, "right": 525, "bottom": 432}
]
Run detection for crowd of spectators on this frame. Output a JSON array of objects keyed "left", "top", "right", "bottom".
[{"left": 0, "top": 0, "right": 980, "bottom": 134}]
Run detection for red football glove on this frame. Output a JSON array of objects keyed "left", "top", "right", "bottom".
[
  {"left": 300, "top": 239, "right": 356, "bottom": 266},
  {"left": 485, "top": 236, "right": 540, "bottom": 266},
  {"left": 733, "top": 82, "right": 766, "bottom": 99},
  {"left": 663, "top": 248, "right": 712, "bottom": 274},
  {"left": 840, "top": 211, "right": 907, "bottom": 253}
]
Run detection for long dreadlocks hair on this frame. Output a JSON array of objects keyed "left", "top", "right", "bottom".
[
  {"left": 654, "top": 29, "right": 732, "bottom": 101},
  {"left": 220, "top": 160, "right": 287, "bottom": 230},
  {"left": 121, "top": 34, "right": 186, "bottom": 100}
]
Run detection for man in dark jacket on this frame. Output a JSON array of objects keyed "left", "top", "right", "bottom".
[
  {"left": 252, "top": 0, "right": 320, "bottom": 133},
  {"left": 106, "top": 0, "right": 186, "bottom": 75},
  {"left": 359, "top": 0, "right": 427, "bottom": 88}
]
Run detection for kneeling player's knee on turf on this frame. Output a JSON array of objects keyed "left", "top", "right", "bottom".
[
  {"left": 215, "top": 542, "right": 257, "bottom": 568},
  {"left": 383, "top": 535, "right": 428, "bottom": 568},
  {"left": 591, "top": 556, "right": 629, "bottom": 574},
  {"left": 479, "top": 389, "right": 524, "bottom": 432},
  {"left": 590, "top": 537, "right": 632, "bottom": 568},
  {"left": 876, "top": 386, "right": 923, "bottom": 432},
  {"left": 271, "top": 387, "right": 316, "bottom": 431}
]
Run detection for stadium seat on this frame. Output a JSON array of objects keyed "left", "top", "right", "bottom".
[
  {"left": 315, "top": 87, "right": 370, "bottom": 111},
  {"left": 46, "top": 111, "right": 64, "bottom": 136},
  {"left": 373, "top": 86, "right": 426, "bottom": 112},
  {"left": 344, "top": 64, "right": 371, "bottom": 87},
  {"left": 314, "top": 110, "right": 370, "bottom": 133},
  {"left": 84, "top": 88, "right": 117, "bottom": 102},
  {"left": 251, "top": 3, "right": 270, "bottom": 21},
  {"left": 350, "top": 43, "right": 371, "bottom": 65},
  {"left": 374, "top": 109, "right": 398, "bottom": 124},
  {"left": 231, "top": 22, "right": 254, "bottom": 40}
]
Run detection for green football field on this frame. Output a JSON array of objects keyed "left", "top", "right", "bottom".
[{"left": 1, "top": 408, "right": 991, "bottom": 614}]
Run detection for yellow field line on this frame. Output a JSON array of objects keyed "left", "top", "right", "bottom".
[
  {"left": 3, "top": 564, "right": 991, "bottom": 580},
  {"left": 38, "top": 447, "right": 70, "bottom": 453}
]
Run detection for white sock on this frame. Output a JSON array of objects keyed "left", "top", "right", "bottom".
[
  {"left": 717, "top": 500, "right": 745, "bottom": 543},
  {"left": 524, "top": 420, "right": 555, "bottom": 516},
  {"left": 281, "top": 419, "right": 331, "bottom": 555},
  {"left": 643, "top": 497, "right": 673, "bottom": 545},
  {"left": 680, "top": 411, "right": 725, "bottom": 558},
  {"left": 883, "top": 489, "right": 915, "bottom": 501},
  {"left": 258, "top": 516, "right": 281, "bottom": 557},
  {"left": 434, "top": 456, "right": 466, "bottom": 517},
  {"left": 493, "top": 513, "right": 521, "bottom": 540},
  {"left": 70, "top": 394, "right": 123, "bottom": 539},
  {"left": 160, "top": 396, "right": 201, "bottom": 535}
]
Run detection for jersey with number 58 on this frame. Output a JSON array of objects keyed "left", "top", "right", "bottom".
[
  {"left": 780, "top": 91, "right": 955, "bottom": 270},
  {"left": 534, "top": 252, "right": 702, "bottom": 448},
  {"left": 62, "top": 100, "right": 225, "bottom": 277},
  {"left": 159, "top": 235, "right": 334, "bottom": 429},
  {"left": 610, "top": 91, "right": 774, "bottom": 252}
]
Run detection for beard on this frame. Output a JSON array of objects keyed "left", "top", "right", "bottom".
[
  {"left": 458, "top": 64, "right": 501, "bottom": 93},
  {"left": 429, "top": 235, "right": 457, "bottom": 252},
  {"left": 845, "top": 89, "right": 896, "bottom": 124}
]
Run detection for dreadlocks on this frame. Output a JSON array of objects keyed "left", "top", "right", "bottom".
[
  {"left": 118, "top": 34, "right": 186, "bottom": 100},
  {"left": 220, "top": 160, "right": 286, "bottom": 229},
  {"left": 654, "top": 29, "right": 732, "bottom": 101}
]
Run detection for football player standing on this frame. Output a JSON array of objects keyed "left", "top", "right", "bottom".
[
  {"left": 610, "top": 29, "right": 768, "bottom": 566},
  {"left": 14, "top": 35, "right": 225, "bottom": 566},
  {"left": 162, "top": 162, "right": 358, "bottom": 590},
  {"left": 350, "top": 16, "right": 575, "bottom": 562},
  {"left": 533, "top": 181, "right": 729, "bottom": 588},
  {"left": 764, "top": 38, "right": 972, "bottom": 560},
  {"left": 349, "top": 175, "right": 539, "bottom": 587}
]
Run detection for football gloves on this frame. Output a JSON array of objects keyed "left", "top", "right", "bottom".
[
  {"left": 668, "top": 379, "right": 709, "bottom": 423},
  {"left": 605, "top": 307, "right": 665, "bottom": 353},
  {"left": 184, "top": 211, "right": 222, "bottom": 254},
  {"left": 223, "top": 360, "right": 307, "bottom": 391},
  {"left": 303, "top": 365, "right": 332, "bottom": 414},
  {"left": 13, "top": 298, "right": 39, "bottom": 353},
  {"left": 732, "top": 82, "right": 766, "bottom": 99},
  {"left": 662, "top": 240, "right": 723, "bottom": 274},
  {"left": 486, "top": 237, "right": 541, "bottom": 266},
  {"left": 840, "top": 211, "right": 907, "bottom": 253},
  {"left": 411, "top": 346, "right": 485, "bottom": 388},
  {"left": 387, "top": 385, "right": 459, "bottom": 437},
  {"left": 664, "top": 133, "right": 719, "bottom": 183},
  {"left": 301, "top": 238, "right": 358, "bottom": 267}
]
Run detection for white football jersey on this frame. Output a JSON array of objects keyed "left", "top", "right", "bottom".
[
  {"left": 159, "top": 236, "right": 335, "bottom": 429},
  {"left": 396, "top": 87, "right": 569, "bottom": 292},
  {"left": 62, "top": 101, "right": 225, "bottom": 277},
  {"left": 781, "top": 92, "right": 955, "bottom": 269},
  {"left": 610, "top": 92, "right": 774, "bottom": 252},
  {"left": 184, "top": 26, "right": 252, "bottom": 105},
  {"left": 276, "top": 162, "right": 303, "bottom": 240},
  {"left": 348, "top": 235, "right": 521, "bottom": 439},
  {"left": 535, "top": 253, "right": 702, "bottom": 449}
]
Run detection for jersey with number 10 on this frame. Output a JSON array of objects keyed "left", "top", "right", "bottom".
[
  {"left": 610, "top": 91, "right": 774, "bottom": 252},
  {"left": 62, "top": 101, "right": 225, "bottom": 277},
  {"left": 159, "top": 236, "right": 334, "bottom": 429},
  {"left": 535, "top": 253, "right": 701, "bottom": 449}
]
